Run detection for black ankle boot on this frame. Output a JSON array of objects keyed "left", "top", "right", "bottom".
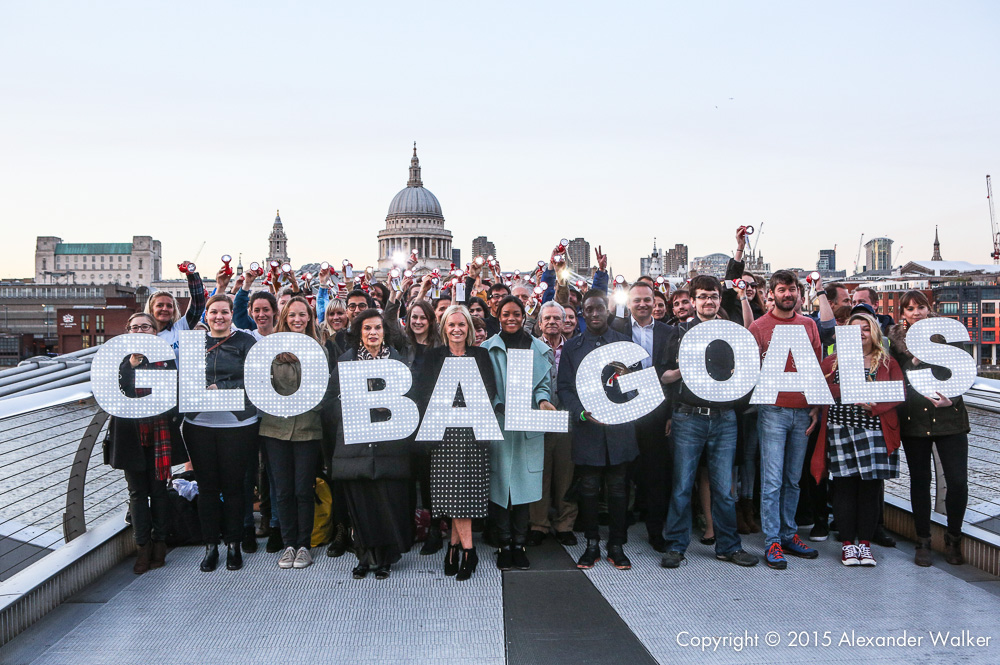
[
  {"left": 496, "top": 541, "right": 513, "bottom": 571},
  {"left": 510, "top": 545, "right": 530, "bottom": 570},
  {"left": 241, "top": 525, "right": 258, "bottom": 554},
  {"left": 456, "top": 547, "right": 478, "bottom": 581},
  {"left": 226, "top": 542, "right": 243, "bottom": 570},
  {"left": 444, "top": 543, "right": 461, "bottom": 576},
  {"left": 421, "top": 527, "right": 443, "bottom": 555},
  {"left": 326, "top": 523, "right": 348, "bottom": 558},
  {"left": 200, "top": 544, "right": 219, "bottom": 572}
]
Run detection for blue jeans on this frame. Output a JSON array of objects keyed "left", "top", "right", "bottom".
[
  {"left": 662, "top": 409, "right": 741, "bottom": 556},
  {"left": 757, "top": 405, "right": 811, "bottom": 546}
]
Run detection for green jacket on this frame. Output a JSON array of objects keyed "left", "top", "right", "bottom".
[
  {"left": 481, "top": 333, "right": 554, "bottom": 506},
  {"left": 888, "top": 323, "right": 971, "bottom": 438},
  {"left": 258, "top": 347, "right": 329, "bottom": 441}
]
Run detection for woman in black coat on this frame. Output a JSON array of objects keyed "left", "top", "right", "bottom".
[
  {"left": 329, "top": 309, "right": 413, "bottom": 580},
  {"left": 181, "top": 294, "right": 258, "bottom": 573},
  {"left": 106, "top": 312, "right": 189, "bottom": 574},
  {"left": 415, "top": 305, "right": 498, "bottom": 581}
]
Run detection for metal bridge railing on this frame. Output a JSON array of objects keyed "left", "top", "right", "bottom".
[{"left": 0, "top": 394, "right": 125, "bottom": 582}]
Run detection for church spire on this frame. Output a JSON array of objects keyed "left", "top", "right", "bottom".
[
  {"left": 407, "top": 142, "right": 423, "bottom": 188},
  {"left": 932, "top": 225, "right": 942, "bottom": 261},
  {"left": 274, "top": 209, "right": 282, "bottom": 227}
]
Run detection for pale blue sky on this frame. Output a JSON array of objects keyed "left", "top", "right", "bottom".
[{"left": 2, "top": 1, "right": 998, "bottom": 279}]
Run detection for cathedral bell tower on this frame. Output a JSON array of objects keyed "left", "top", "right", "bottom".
[{"left": 267, "top": 210, "right": 290, "bottom": 265}]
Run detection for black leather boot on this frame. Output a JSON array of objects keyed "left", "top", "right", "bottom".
[
  {"left": 496, "top": 541, "right": 513, "bottom": 571},
  {"left": 241, "top": 525, "right": 258, "bottom": 553},
  {"left": 226, "top": 542, "right": 243, "bottom": 571},
  {"left": 421, "top": 526, "right": 443, "bottom": 555},
  {"left": 456, "top": 547, "right": 479, "bottom": 581},
  {"left": 510, "top": 545, "right": 530, "bottom": 570},
  {"left": 200, "top": 544, "right": 219, "bottom": 572},
  {"left": 444, "top": 543, "right": 461, "bottom": 576},
  {"left": 326, "top": 523, "right": 348, "bottom": 558},
  {"left": 576, "top": 539, "right": 601, "bottom": 569}
]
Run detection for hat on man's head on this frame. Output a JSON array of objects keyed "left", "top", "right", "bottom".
[{"left": 850, "top": 303, "right": 877, "bottom": 318}]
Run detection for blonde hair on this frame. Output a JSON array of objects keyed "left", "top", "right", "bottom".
[
  {"left": 321, "top": 298, "right": 346, "bottom": 342},
  {"left": 829, "top": 312, "right": 890, "bottom": 375},
  {"left": 438, "top": 304, "right": 475, "bottom": 348},
  {"left": 145, "top": 291, "right": 181, "bottom": 325}
]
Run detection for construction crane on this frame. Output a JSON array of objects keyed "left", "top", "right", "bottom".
[
  {"left": 988, "top": 175, "right": 999, "bottom": 263},
  {"left": 751, "top": 221, "right": 764, "bottom": 256},
  {"left": 854, "top": 233, "right": 865, "bottom": 275},
  {"left": 893, "top": 244, "right": 904, "bottom": 266}
]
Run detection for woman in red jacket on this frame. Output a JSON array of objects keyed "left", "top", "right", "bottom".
[{"left": 811, "top": 313, "right": 904, "bottom": 568}]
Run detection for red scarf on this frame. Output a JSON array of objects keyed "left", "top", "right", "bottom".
[{"left": 135, "top": 361, "right": 173, "bottom": 481}]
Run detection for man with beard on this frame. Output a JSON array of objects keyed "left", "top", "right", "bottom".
[
  {"left": 667, "top": 289, "right": 693, "bottom": 325},
  {"left": 749, "top": 270, "right": 822, "bottom": 569}
]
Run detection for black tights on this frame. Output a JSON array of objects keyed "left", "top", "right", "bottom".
[
  {"left": 902, "top": 434, "right": 969, "bottom": 538},
  {"left": 830, "top": 476, "right": 880, "bottom": 543}
]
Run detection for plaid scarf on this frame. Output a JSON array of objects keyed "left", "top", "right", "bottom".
[{"left": 135, "top": 361, "right": 173, "bottom": 481}]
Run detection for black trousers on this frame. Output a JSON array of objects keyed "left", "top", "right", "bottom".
[
  {"left": 830, "top": 476, "right": 880, "bottom": 543},
  {"left": 184, "top": 422, "right": 256, "bottom": 545},
  {"left": 578, "top": 462, "right": 629, "bottom": 545},
  {"left": 123, "top": 446, "right": 169, "bottom": 545},
  {"left": 635, "top": 418, "right": 672, "bottom": 540},
  {"left": 798, "top": 427, "right": 829, "bottom": 525},
  {"left": 902, "top": 433, "right": 969, "bottom": 537},
  {"left": 263, "top": 437, "right": 320, "bottom": 549},
  {"left": 491, "top": 499, "right": 530, "bottom": 545}
]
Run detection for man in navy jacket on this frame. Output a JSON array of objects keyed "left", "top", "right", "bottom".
[{"left": 557, "top": 291, "right": 639, "bottom": 571}]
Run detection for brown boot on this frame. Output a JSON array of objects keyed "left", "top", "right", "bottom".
[
  {"left": 736, "top": 499, "right": 752, "bottom": 535},
  {"left": 944, "top": 533, "right": 964, "bottom": 565},
  {"left": 133, "top": 542, "right": 152, "bottom": 575},
  {"left": 914, "top": 537, "right": 932, "bottom": 567},
  {"left": 150, "top": 541, "right": 167, "bottom": 569}
]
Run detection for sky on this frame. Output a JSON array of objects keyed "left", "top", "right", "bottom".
[{"left": 2, "top": 1, "right": 998, "bottom": 280}]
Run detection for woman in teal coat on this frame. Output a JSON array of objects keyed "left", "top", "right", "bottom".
[{"left": 481, "top": 295, "right": 556, "bottom": 571}]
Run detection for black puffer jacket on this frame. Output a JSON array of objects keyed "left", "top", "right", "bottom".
[
  {"left": 327, "top": 346, "right": 411, "bottom": 481},
  {"left": 888, "top": 322, "right": 970, "bottom": 438}
]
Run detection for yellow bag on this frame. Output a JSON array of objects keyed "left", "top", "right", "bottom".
[{"left": 311, "top": 475, "right": 334, "bottom": 547}]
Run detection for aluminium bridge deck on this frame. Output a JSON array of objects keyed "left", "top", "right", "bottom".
[{"left": 2, "top": 523, "right": 998, "bottom": 665}]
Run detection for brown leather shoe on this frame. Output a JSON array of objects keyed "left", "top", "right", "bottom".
[
  {"left": 914, "top": 537, "right": 932, "bottom": 567},
  {"left": 150, "top": 541, "right": 167, "bottom": 569},
  {"left": 944, "top": 533, "right": 964, "bottom": 565},
  {"left": 133, "top": 543, "right": 152, "bottom": 575}
]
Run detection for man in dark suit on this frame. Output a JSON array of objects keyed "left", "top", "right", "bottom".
[
  {"left": 611, "top": 282, "right": 677, "bottom": 552},
  {"left": 558, "top": 291, "right": 640, "bottom": 571}
]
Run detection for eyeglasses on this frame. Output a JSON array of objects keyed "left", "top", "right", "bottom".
[
  {"left": 346, "top": 303, "right": 365, "bottom": 310},
  {"left": 695, "top": 294, "right": 721, "bottom": 302},
  {"left": 128, "top": 324, "right": 154, "bottom": 332},
  {"left": 488, "top": 294, "right": 504, "bottom": 300}
]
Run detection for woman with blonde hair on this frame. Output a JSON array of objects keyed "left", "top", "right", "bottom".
[
  {"left": 415, "top": 305, "right": 498, "bottom": 580},
  {"left": 145, "top": 268, "right": 207, "bottom": 359},
  {"left": 810, "top": 313, "right": 904, "bottom": 567}
]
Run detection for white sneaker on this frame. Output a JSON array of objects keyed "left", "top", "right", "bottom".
[
  {"left": 278, "top": 546, "right": 296, "bottom": 569},
  {"left": 293, "top": 547, "right": 313, "bottom": 569},
  {"left": 857, "top": 541, "right": 877, "bottom": 567},
  {"left": 841, "top": 542, "right": 860, "bottom": 566}
]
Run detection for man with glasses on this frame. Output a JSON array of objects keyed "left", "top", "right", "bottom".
[
  {"left": 484, "top": 284, "right": 509, "bottom": 336},
  {"left": 659, "top": 275, "right": 758, "bottom": 569},
  {"left": 748, "top": 270, "right": 822, "bottom": 569}
]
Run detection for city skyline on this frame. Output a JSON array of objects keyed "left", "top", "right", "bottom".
[{"left": 2, "top": 3, "right": 998, "bottom": 279}]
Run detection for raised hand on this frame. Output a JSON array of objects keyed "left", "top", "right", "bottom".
[{"left": 595, "top": 246, "right": 608, "bottom": 272}]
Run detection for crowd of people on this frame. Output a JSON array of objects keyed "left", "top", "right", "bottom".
[{"left": 105, "top": 227, "right": 972, "bottom": 579}]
